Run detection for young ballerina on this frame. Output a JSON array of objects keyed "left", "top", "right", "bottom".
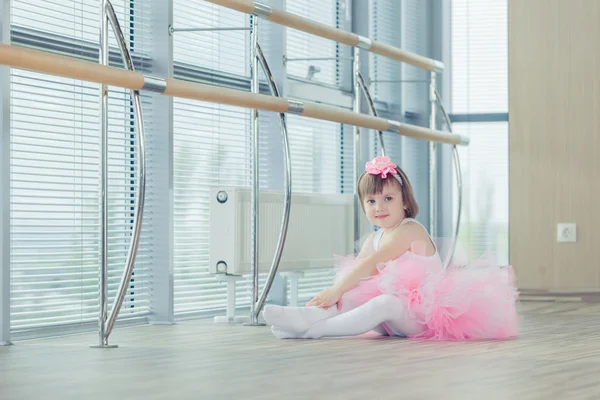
[{"left": 263, "top": 155, "right": 519, "bottom": 340}]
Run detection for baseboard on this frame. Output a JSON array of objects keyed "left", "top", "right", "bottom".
[{"left": 519, "top": 289, "right": 600, "bottom": 303}]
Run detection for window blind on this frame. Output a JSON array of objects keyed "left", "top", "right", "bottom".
[
  {"left": 173, "top": 1, "right": 249, "bottom": 78},
  {"left": 451, "top": 0, "right": 508, "bottom": 114},
  {"left": 172, "top": 98, "right": 252, "bottom": 315},
  {"left": 402, "top": 0, "right": 429, "bottom": 118},
  {"left": 287, "top": 115, "right": 350, "bottom": 194},
  {"left": 172, "top": 1, "right": 255, "bottom": 315},
  {"left": 285, "top": 0, "right": 348, "bottom": 88},
  {"left": 369, "top": 0, "right": 402, "bottom": 110},
  {"left": 10, "top": 0, "right": 154, "bottom": 332},
  {"left": 451, "top": 0, "right": 508, "bottom": 264},
  {"left": 400, "top": 0, "right": 430, "bottom": 227},
  {"left": 369, "top": 0, "right": 403, "bottom": 166}
]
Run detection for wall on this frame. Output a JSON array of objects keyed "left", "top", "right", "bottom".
[{"left": 509, "top": 0, "right": 600, "bottom": 290}]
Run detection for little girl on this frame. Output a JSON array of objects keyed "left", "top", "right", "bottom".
[{"left": 263, "top": 155, "right": 519, "bottom": 340}]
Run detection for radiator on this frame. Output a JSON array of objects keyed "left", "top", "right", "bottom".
[{"left": 209, "top": 188, "right": 354, "bottom": 276}]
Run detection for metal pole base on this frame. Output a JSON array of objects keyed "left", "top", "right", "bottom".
[
  {"left": 242, "top": 322, "right": 266, "bottom": 327},
  {"left": 89, "top": 344, "right": 118, "bottom": 349},
  {"left": 242, "top": 311, "right": 266, "bottom": 327},
  {"left": 1, "top": 341, "right": 13, "bottom": 346}
]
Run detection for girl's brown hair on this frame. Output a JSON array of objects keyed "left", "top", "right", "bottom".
[{"left": 357, "top": 166, "right": 419, "bottom": 218}]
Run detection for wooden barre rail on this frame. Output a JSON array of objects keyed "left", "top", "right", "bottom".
[
  {"left": 0, "top": 44, "right": 466, "bottom": 145},
  {"left": 203, "top": 0, "right": 445, "bottom": 72}
]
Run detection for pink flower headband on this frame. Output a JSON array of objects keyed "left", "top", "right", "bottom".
[{"left": 365, "top": 156, "right": 403, "bottom": 186}]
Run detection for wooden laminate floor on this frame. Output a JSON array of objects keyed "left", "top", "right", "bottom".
[{"left": 1, "top": 301, "right": 600, "bottom": 400}]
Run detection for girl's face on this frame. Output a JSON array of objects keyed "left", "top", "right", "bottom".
[{"left": 362, "top": 181, "right": 406, "bottom": 229}]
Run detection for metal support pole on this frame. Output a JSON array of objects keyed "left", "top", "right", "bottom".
[
  {"left": 248, "top": 16, "right": 262, "bottom": 326},
  {"left": 91, "top": 0, "right": 147, "bottom": 348},
  {"left": 429, "top": 71, "right": 438, "bottom": 238},
  {"left": 252, "top": 42, "right": 292, "bottom": 319},
  {"left": 93, "top": 0, "right": 115, "bottom": 349},
  {"left": 352, "top": 46, "right": 361, "bottom": 243},
  {"left": 435, "top": 89, "right": 463, "bottom": 268}
]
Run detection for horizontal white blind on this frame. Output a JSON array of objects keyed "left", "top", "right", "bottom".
[
  {"left": 173, "top": 1, "right": 249, "bottom": 76},
  {"left": 451, "top": 0, "right": 509, "bottom": 264},
  {"left": 369, "top": 0, "right": 402, "bottom": 108},
  {"left": 369, "top": 0, "right": 404, "bottom": 167},
  {"left": 402, "top": 0, "right": 429, "bottom": 116},
  {"left": 172, "top": 97, "right": 256, "bottom": 314},
  {"left": 400, "top": 0, "right": 430, "bottom": 227},
  {"left": 287, "top": 115, "right": 350, "bottom": 194},
  {"left": 451, "top": 0, "right": 508, "bottom": 114},
  {"left": 285, "top": 0, "right": 341, "bottom": 87},
  {"left": 10, "top": 0, "right": 154, "bottom": 331}
]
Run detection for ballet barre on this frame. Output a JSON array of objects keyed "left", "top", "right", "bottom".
[
  {"left": 202, "top": 0, "right": 444, "bottom": 72},
  {"left": 0, "top": 44, "right": 467, "bottom": 146}
]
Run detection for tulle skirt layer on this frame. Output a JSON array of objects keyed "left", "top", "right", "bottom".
[{"left": 334, "top": 251, "right": 520, "bottom": 340}]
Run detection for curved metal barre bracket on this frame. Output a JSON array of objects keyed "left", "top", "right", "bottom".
[
  {"left": 93, "top": 0, "right": 146, "bottom": 348},
  {"left": 252, "top": 42, "right": 292, "bottom": 319},
  {"left": 434, "top": 89, "right": 462, "bottom": 269}
]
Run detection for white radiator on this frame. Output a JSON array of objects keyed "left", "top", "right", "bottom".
[{"left": 209, "top": 188, "right": 354, "bottom": 276}]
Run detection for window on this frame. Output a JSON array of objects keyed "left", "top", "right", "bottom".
[
  {"left": 452, "top": 121, "right": 509, "bottom": 265},
  {"left": 10, "top": 0, "right": 154, "bottom": 333},
  {"left": 369, "top": 0, "right": 432, "bottom": 228},
  {"left": 172, "top": 1, "right": 253, "bottom": 315},
  {"left": 451, "top": 0, "right": 508, "bottom": 114},
  {"left": 170, "top": 0, "right": 354, "bottom": 314},
  {"left": 369, "top": 0, "right": 404, "bottom": 164},
  {"left": 369, "top": 0, "right": 402, "bottom": 111},
  {"left": 287, "top": 116, "right": 351, "bottom": 194},
  {"left": 450, "top": 0, "right": 508, "bottom": 264},
  {"left": 285, "top": 0, "right": 351, "bottom": 89}
]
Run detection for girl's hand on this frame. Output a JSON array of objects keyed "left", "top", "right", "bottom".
[{"left": 306, "top": 286, "right": 343, "bottom": 309}]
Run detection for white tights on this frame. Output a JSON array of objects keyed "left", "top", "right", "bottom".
[{"left": 263, "top": 294, "right": 425, "bottom": 339}]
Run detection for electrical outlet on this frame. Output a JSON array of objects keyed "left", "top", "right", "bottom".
[{"left": 557, "top": 223, "right": 576, "bottom": 242}]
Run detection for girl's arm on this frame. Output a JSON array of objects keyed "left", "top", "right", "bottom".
[
  {"left": 306, "top": 228, "right": 412, "bottom": 308},
  {"left": 332, "top": 229, "right": 411, "bottom": 295},
  {"left": 306, "top": 232, "right": 374, "bottom": 308}
]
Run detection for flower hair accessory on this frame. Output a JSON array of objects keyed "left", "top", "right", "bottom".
[{"left": 365, "top": 156, "right": 403, "bottom": 186}]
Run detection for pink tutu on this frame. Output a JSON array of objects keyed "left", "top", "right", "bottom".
[{"left": 334, "top": 251, "right": 520, "bottom": 341}]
